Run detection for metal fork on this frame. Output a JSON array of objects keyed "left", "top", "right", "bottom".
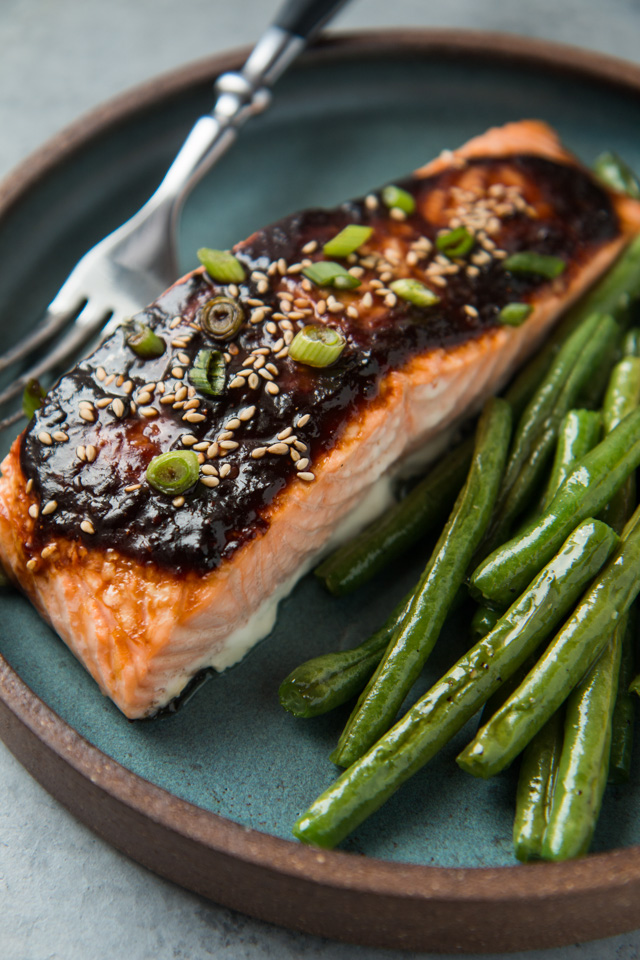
[{"left": 0, "top": 0, "right": 347, "bottom": 425}]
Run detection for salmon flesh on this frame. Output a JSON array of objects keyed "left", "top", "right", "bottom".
[{"left": 1, "top": 120, "right": 638, "bottom": 718}]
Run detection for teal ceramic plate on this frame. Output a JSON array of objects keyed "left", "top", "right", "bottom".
[{"left": 3, "top": 31, "right": 640, "bottom": 953}]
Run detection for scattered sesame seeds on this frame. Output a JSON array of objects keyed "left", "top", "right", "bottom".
[
  {"left": 137, "top": 391, "right": 152, "bottom": 405},
  {"left": 52, "top": 431, "right": 69, "bottom": 442},
  {"left": 169, "top": 316, "right": 183, "bottom": 329},
  {"left": 112, "top": 399, "right": 126, "bottom": 419},
  {"left": 173, "top": 496, "right": 185, "bottom": 508},
  {"left": 177, "top": 353, "right": 190, "bottom": 365},
  {"left": 272, "top": 337, "right": 284, "bottom": 353},
  {"left": 201, "top": 464, "right": 218, "bottom": 476},
  {"left": 181, "top": 434, "right": 197, "bottom": 446},
  {"left": 253, "top": 356, "right": 265, "bottom": 370},
  {"left": 85, "top": 445, "right": 97, "bottom": 463},
  {"left": 96, "top": 367, "right": 106, "bottom": 381},
  {"left": 77, "top": 446, "right": 86, "bottom": 461},
  {"left": 266, "top": 363, "right": 279, "bottom": 376},
  {"left": 219, "top": 440, "right": 239, "bottom": 451},
  {"left": 297, "top": 472, "right": 315, "bottom": 482},
  {"left": 39, "top": 431, "right": 53, "bottom": 445},
  {"left": 257, "top": 280, "right": 269, "bottom": 295},
  {"left": 365, "top": 194, "right": 379, "bottom": 210},
  {"left": 200, "top": 476, "right": 219, "bottom": 488},
  {"left": 296, "top": 459, "right": 310, "bottom": 471},
  {"left": 228, "top": 343, "right": 239, "bottom": 356},
  {"left": 193, "top": 441, "right": 210, "bottom": 451},
  {"left": 122, "top": 380, "right": 134, "bottom": 394},
  {"left": 347, "top": 305, "right": 359, "bottom": 319},
  {"left": 464, "top": 304, "right": 479, "bottom": 318},
  {"left": 248, "top": 372, "right": 260, "bottom": 390},
  {"left": 26, "top": 558, "right": 37, "bottom": 572},
  {"left": 296, "top": 414, "right": 310, "bottom": 427},
  {"left": 218, "top": 430, "right": 234, "bottom": 441},
  {"left": 238, "top": 406, "right": 256, "bottom": 421},
  {"left": 175, "top": 386, "right": 188, "bottom": 401},
  {"left": 294, "top": 440, "right": 308, "bottom": 452},
  {"left": 207, "top": 443, "right": 219, "bottom": 458},
  {"left": 40, "top": 544, "right": 57, "bottom": 560},
  {"left": 104, "top": 373, "right": 116, "bottom": 386},
  {"left": 28, "top": 504, "right": 39, "bottom": 519},
  {"left": 225, "top": 418, "right": 241, "bottom": 430},
  {"left": 265, "top": 321, "right": 278, "bottom": 335},
  {"left": 290, "top": 449, "right": 300, "bottom": 462},
  {"left": 278, "top": 427, "right": 293, "bottom": 440},
  {"left": 219, "top": 463, "right": 232, "bottom": 478},
  {"left": 229, "top": 376, "right": 245, "bottom": 389},
  {"left": 79, "top": 408, "right": 96, "bottom": 423},
  {"left": 250, "top": 308, "right": 269, "bottom": 324},
  {"left": 251, "top": 447, "right": 267, "bottom": 459},
  {"left": 390, "top": 207, "right": 407, "bottom": 221},
  {"left": 160, "top": 394, "right": 176, "bottom": 404},
  {"left": 384, "top": 293, "right": 397, "bottom": 308},
  {"left": 266, "top": 382, "right": 280, "bottom": 395},
  {"left": 267, "top": 442, "right": 289, "bottom": 455},
  {"left": 124, "top": 484, "right": 142, "bottom": 492},
  {"left": 80, "top": 520, "right": 95, "bottom": 535},
  {"left": 172, "top": 367, "right": 185, "bottom": 379},
  {"left": 301, "top": 279, "right": 312, "bottom": 292},
  {"left": 26, "top": 479, "right": 34, "bottom": 494},
  {"left": 275, "top": 348, "right": 289, "bottom": 360},
  {"left": 116, "top": 375, "right": 125, "bottom": 388},
  {"left": 227, "top": 283, "right": 239, "bottom": 298},
  {"left": 41, "top": 499, "right": 58, "bottom": 515},
  {"left": 183, "top": 399, "right": 200, "bottom": 410},
  {"left": 302, "top": 240, "right": 318, "bottom": 254},
  {"left": 258, "top": 369, "right": 274, "bottom": 381},
  {"left": 183, "top": 412, "right": 206, "bottom": 423}
]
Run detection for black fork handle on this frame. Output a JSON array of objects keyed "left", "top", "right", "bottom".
[{"left": 275, "top": 0, "right": 350, "bottom": 40}]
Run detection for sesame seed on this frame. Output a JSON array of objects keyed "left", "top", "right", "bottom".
[
  {"left": 79, "top": 408, "right": 96, "bottom": 423},
  {"left": 290, "top": 449, "right": 300, "bottom": 462},
  {"left": 200, "top": 476, "right": 219, "bottom": 488},
  {"left": 95, "top": 397, "right": 111, "bottom": 409},
  {"left": 160, "top": 394, "right": 176, "bottom": 405},
  {"left": 272, "top": 338, "right": 284, "bottom": 353},
  {"left": 265, "top": 363, "right": 278, "bottom": 376},
  {"left": 347, "top": 305, "right": 359, "bottom": 319},
  {"left": 81, "top": 520, "right": 95, "bottom": 535},
  {"left": 218, "top": 431, "right": 234, "bottom": 441},
  {"left": 183, "top": 412, "right": 206, "bottom": 423},
  {"left": 104, "top": 374, "right": 116, "bottom": 386},
  {"left": 52, "top": 431, "right": 69, "bottom": 442},
  {"left": 287, "top": 263, "right": 304, "bottom": 274},
  {"left": 193, "top": 441, "right": 210, "bottom": 451},
  {"left": 227, "top": 283, "right": 239, "bottom": 298},
  {"left": 41, "top": 499, "right": 58, "bottom": 515},
  {"left": 183, "top": 399, "right": 200, "bottom": 410},
  {"left": 219, "top": 463, "right": 232, "bottom": 478},
  {"left": 77, "top": 446, "right": 86, "bottom": 461},
  {"left": 466, "top": 265, "right": 480, "bottom": 278},
  {"left": 181, "top": 434, "right": 197, "bottom": 446},
  {"left": 207, "top": 443, "right": 219, "bottom": 458},
  {"left": 301, "top": 279, "right": 312, "bottom": 292},
  {"left": 28, "top": 504, "right": 39, "bottom": 519},
  {"left": 143, "top": 383, "right": 157, "bottom": 392},
  {"left": 267, "top": 262, "right": 278, "bottom": 276},
  {"left": 258, "top": 369, "right": 274, "bottom": 381},
  {"left": 257, "top": 280, "right": 269, "bottom": 295},
  {"left": 365, "top": 194, "right": 378, "bottom": 210},
  {"left": 277, "top": 427, "right": 292, "bottom": 440},
  {"left": 122, "top": 380, "right": 134, "bottom": 395},
  {"left": 384, "top": 293, "right": 397, "bottom": 308},
  {"left": 124, "top": 484, "right": 142, "bottom": 492},
  {"left": 112, "top": 399, "right": 126, "bottom": 419},
  {"left": 302, "top": 240, "right": 318, "bottom": 254},
  {"left": 297, "top": 472, "right": 315, "bottom": 482},
  {"left": 139, "top": 406, "right": 158, "bottom": 419},
  {"left": 266, "top": 382, "right": 280, "bottom": 395},
  {"left": 296, "top": 414, "right": 310, "bottom": 427},
  {"left": 219, "top": 440, "right": 239, "bottom": 451},
  {"left": 26, "top": 558, "right": 37, "bottom": 572},
  {"left": 229, "top": 376, "right": 245, "bottom": 389},
  {"left": 116, "top": 375, "right": 124, "bottom": 388},
  {"left": 172, "top": 367, "right": 184, "bottom": 379},
  {"left": 283, "top": 331, "right": 294, "bottom": 345},
  {"left": 431, "top": 275, "right": 447, "bottom": 287},
  {"left": 361, "top": 292, "right": 374, "bottom": 308},
  {"left": 197, "top": 453, "right": 205, "bottom": 465},
  {"left": 267, "top": 442, "right": 289, "bottom": 455},
  {"left": 277, "top": 258, "right": 288, "bottom": 275},
  {"left": 26, "top": 479, "right": 34, "bottom": 494},
  {"left": 238, "top": 406, "right": 256, "bottom": 421},
  {"left": 251, "top": 447, "right": 267, "bottom": 459},
  {"left": 250, "top": 308, "right": 269, "bottom": 324},
  {"left": 173, "top": 401, "right": 185, "bottom": 410},
  {"left": 175, "top": 386, "right": 188, "bottom": 401},
  {"left": 40, "top": 544, "right": 57, "bottom": 560},
  {"left": 493, "top": 249, "right": 508, "bottom": 260},
  {"left": 251, "top": 271, "right": 268, "bottom": 283},
  {"left": 265, "top": 321, "right": 278, "bottom": 335},
  {"left": 38, "top": 431, "right": 53, "bottom": 445},
  {"left": 464, "top": 304, "right": 479, "bottom": 318},
  {"left": 169, "top": 316, "right": 183, "bottom": 329},
  {"left": 249, "top": 373, "right": 260, "bottom": 390},
  {"left": 201, "top": 464, "right": 218, "bottom": 476},
  {"left": 85, "top": 445, "right": 97, "bottom": 463},
  {"left": 228, "top": 343, "right": 239, "bottom": 356},
  {"left": 225, "top": 418, "right": 241, "bottom": 430},
  {"left": 316, "top": 300, "right": 327, "bottom": 314},
  {"left": 294, "top": 440, "right": 308, "bottom": 452},
  {"left": 380, "top": 272, "right": 394, "bottom": 285},
  {"left": 171, "top": 339, "right": 188, "bottom": 348},
  {"left": 173, "top": 496, "right": 185, "bottom": 508},
  {"left": 177, "top": 353, "right": 190, "bottom": 365},
  {"left": 275, "top": 348, "right": 289, "bottom": 359},
  {"left": 390, "top": 207, "right": 407, "bottom": 221},
  {"left": 96, "top": 367, "right": 106, "bottom": 381},
  {"left": 253, "top": 356, "right": 265, "bottom": 370},
  {"left": 279, "top": 300, "right": 292, "bottom": 314},
  {"left": 137, "top": 391, "right": 152, "bottom": 405},
  {"left": 296, "top": 459, "right": 310, "bottom": 471}
]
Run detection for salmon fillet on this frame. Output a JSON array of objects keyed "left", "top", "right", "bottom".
[{"left": 1, "top": 120, "right": 638, "bottom": 719}]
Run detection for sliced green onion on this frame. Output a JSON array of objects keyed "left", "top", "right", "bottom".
[
  {"left": 197, "top": 247, "right": 246, "bottom": 284},
  {"left": 389, "top": 278, "right": 440, "bottom": 307},
  {"left": 125, "top": 322, "right": 165, "bottom": 359},
  {"left": 503, "top": 252, "right": 566, "bottom": 279},
  {"left": 594, "top": 151, "right": 640, "bottom": 199},
  {"left": 381, "top": 185, "right": 416, "bottom": 215},
  {"left": 436, "top": 226, "right": 475, "bottom": 258},
  {"left": 189, "top": 348, "right": 226, "bottom": 396},
  {"left": 22, "top": 378, "right": 46, "bottom": 419},
  {"left": 323, "top": 225, "right": 373, "bottom": 258},
  {"left": 498, "top": 302, "right": 533, "bottom": 326},
  {"left": 302, "top": 261, "right": 361, "bottom": 290},
  {"left": 288, "top": 324, "right": 346, "bottom": 367},
  {"left": 146, "top": 450, "right": 199, "bottom": 496},
  {"left": 200, "top": 296, "right": 244, "bottom": 340}
]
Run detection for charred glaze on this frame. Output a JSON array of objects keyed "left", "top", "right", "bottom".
[{"left": 21, "top": 155, "right": 619, "bottom": 572}]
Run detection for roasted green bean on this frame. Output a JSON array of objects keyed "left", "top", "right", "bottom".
[
  {"left": 293, "top": 519, "right": 618, "bottom": 848},
  {"left": 609, "top": 606, "right": 637, "bottom": 783},
  {"left": 513, "top": 710, "right": 564, "bottom": 862},
  {"left": 332, "top": 398, "right": 511, "bottom": 769},
  {"left": 594, "top": 151, "right": 640, "bottom": 199}
]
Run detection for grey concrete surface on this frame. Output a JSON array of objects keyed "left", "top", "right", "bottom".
[{"left": 3, "top": 1, "right": 640, "bottom": 958}]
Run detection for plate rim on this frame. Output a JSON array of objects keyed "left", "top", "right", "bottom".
[{"left": 3, "top": 28, "right": 640, "bottom": 953}]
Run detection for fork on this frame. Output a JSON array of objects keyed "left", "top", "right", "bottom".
[{"left": 0, "top": 0, "right": 348, "bottom": 426}]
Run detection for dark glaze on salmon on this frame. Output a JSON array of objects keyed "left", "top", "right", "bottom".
[{"left": 20, "top": 155, "right": 618, "bottom": 573}]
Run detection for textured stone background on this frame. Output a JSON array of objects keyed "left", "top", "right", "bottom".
[{"left": 3, "top": 1, "right": 640, "bottom": 958}]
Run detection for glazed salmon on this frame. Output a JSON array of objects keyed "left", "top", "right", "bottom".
[{"left": 1, "top": 120, "right": 639, "bottom": 719}]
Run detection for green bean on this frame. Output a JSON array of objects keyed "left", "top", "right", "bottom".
[
  {"left": 470, "top": 407, "right": 640, "bottom": 608},
  {"left": 504, "top": 235, "right": 640, "bottom": 417},
  {"left": 487, "top": 314, "right": 619, "bottom": 548},
  {"left": 278, "top": 589, "right": 412, "bottom": 718},
  {"left": 513, "top": 710, "right": 564, "bottom": 862},
  {"left": 594, "top": 151, "right": 640, "bottom": 199},
  {"left": 458, "top": 507, "right": 640, "bottom": 779},
  {"left": 540, "top": 616, "right": 625, "bottom": 861},
  {"left": 542, "top": 410, "right": 602, "bottom": 511},
  {"left": 293, "top": 519, "right": 618, "bottom": 848},
  {"left": 331, "top": 398, "right": 511, "bottom": 769},
  {"left": 600, "top": 357, "right": 640, "bottom": 533},
  {"left": 315, "top": 437, "right": 473, "bottom": 596},
  {"left": 609, "top": 605, "right": 637, "bottom": 783}
]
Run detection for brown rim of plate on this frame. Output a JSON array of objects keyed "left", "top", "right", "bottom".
[{"left": 2, "top": 30, "right": 640, "bottom": 955}]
